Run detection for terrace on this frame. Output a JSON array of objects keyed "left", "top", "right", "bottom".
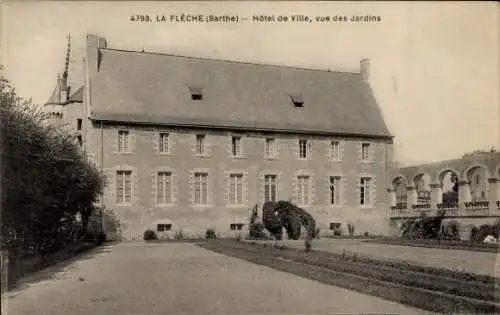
[{"left": 388, "top": 151, "right": 500, "bottom": 219}]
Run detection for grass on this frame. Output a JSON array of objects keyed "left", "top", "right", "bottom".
[
  {"left": 364, "top": 237, "right": 499, "bottom": 252},
  {"left": 198, "top": 239, "right": 500, "bottom": 314}
]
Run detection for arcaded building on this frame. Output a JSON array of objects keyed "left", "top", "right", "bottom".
[
  {"left": 388, "top": 151, "right": 500, "bottom": 238},
  {"left": 44, "top": 34, "right": 394, "bottom": 240}
]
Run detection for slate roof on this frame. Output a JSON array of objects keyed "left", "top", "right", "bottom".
[
  {"left": 44, "top": 84, "right": 83, "bottom": 106},
  {"left": 89, "top": 48, "right": 392, "bottom": 138},
  {"left": 45, "top": 82, "right": 63, "bottom": 106},
  {"left": 68, "top": 86, "right": 83, "bottom": 103}
]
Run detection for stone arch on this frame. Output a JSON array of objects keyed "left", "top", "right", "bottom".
[
  {"left": 436, "top": 168, "right": 461, "bottom": 185},
  {"left": 413, "top": 172, "right": 431, "bottom": 204},
  {"left": 391, "top": 175, "right": 409, "bottom": 188},
  {"left": 391, "top": 175, "right": 408, "bottom": 206},
  {"left": 437, "top": 168, "right": 460, "bottom": 203},
  {"left": 464, "top": 164, "right": 490, "bottom": 201},
  {"left": 463, "top": 164, "right": 491, "bottom": 181}
]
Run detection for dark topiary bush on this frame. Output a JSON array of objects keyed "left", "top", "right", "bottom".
[
  {"left": 143, "top": 229, "right": 158, "bottom": 241},
  {"left": 249, "top": 222, "right": 266, "bottom": 239},
  {"left": 205, "top": 228, "right": 217, "bottom": 239}
]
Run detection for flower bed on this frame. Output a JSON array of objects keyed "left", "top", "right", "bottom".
[
  {"left": 198, "top": 240, "right": 500, "bottom": 314},
  {"left": 363, "top": 238, "right": 499, "bottom": 252}
]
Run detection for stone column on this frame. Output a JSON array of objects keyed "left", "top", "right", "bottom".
[
  {"left": 430, "top": 183, "right": 442, "bottom": 208},
  {"left": 406, "top": 186, "right": 418, "bottom": 209},
  {"left": 387, "top": 189, "right": 396, "bottom": 207},
  {"left": 488, "top": 178, "right": 499, "bottom": 212},
  {"left": 458, "top": 180, "right": 471, "bottom": 203}
]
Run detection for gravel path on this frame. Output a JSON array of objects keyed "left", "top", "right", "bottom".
[{"left": 2, "top": 242, "right": 424, "bottom": 315}]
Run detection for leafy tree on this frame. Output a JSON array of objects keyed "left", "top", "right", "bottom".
[{"left": 1, "top": 67, "right": 105, "bottom": 254}]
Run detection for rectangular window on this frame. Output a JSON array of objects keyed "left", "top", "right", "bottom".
[
  {"left": 77, "top": 135, "right": 83, "bottom": 146},
  {"left": 264, "top": 175, "right": 277, "bottom": 202},
  {"left": 159, "top": 133, "right": 170, "bottom": 153},
  {"left": 231, "top": 136, "right": 241, "bottom": 156},
  {"left": 230, "top": 223, "right": 244, "bottom": 231},
  {"left": 331, "top": 141, "right": 340, "bottom": 160},
  {"left": 229, "top": 173, "right": 243, "bottom": 205},
  {"left": 118, "top": 130, "right": 129, "bottom": 153},
  {"left": 157, "top": 224, "right": 172, "bottom": 232},
  {"left": 189, "top": 87, "right": 203, "bottom": 100},
  {"left": 475, "top": 174, "right": 480, "bottom": 185},
  {"left": 362, "top": 143, "right": 370, "bottom": 161},
  {"left": 194, "top": 172, "right": 208, "bottom": 204},
  {"left": 265, "top": 138, "right": 276, "bottom": 157},
  {"left": 299, "top": 139, "right": 308, "bottom": 159},
  {"left": 77, "top": 119, "right": 82, "bottom": 131},
  {"left": 360, "top": 177, "right": 371, "bottom": 205},
  {"left": 157, "top": 172, "right": 172, "bottom": 205},
  {"left": 195, "top": 134, "right": 205, "bottom": 155},
  {"left": 329, "top": 176, "right": 341, "bottom": 205},
  {"left": 297, "top": 175, "right": 311, "bottom": 205},
  {"left": 116, "top": 170, "right": 132, "bottom": 204}
]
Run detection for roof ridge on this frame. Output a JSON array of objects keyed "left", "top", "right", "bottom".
[{"left": 100, "top": 47, "right": 362, "bottom": 75}]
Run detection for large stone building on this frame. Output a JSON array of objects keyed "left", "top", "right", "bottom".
[{"left": 43, "top": 34, "right": 394, "bottom": 240}]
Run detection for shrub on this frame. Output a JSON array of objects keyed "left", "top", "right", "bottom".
[
  {"left": 98, "top": 231, "right": 106, "bottom": 243},
  {"left": 249, "top": 222, "right": 266, "bottom": 239},
  {"left": 492, "top": 219, "right": 500, "bottom": 238},
  {"left": 475, "top": 224, "right": 495, "bottom": 243},
  {"left": 235, "top": 233, "right": 242, "bottom": 242},
  {"left": 442, "top": 221, "right": 460, "bottom": 240},
  {"left": 315, "top": 228, "right": 321, "bottom": 239},
  {"left": 364, "top": 232, "right": 369, "bottom": 237},
  {"left": 205, "top": 228, "right": 217, "bottom": 240},
  {"left": 174, "top": 229, "right": 184, "bottom": 240},
  {"left": 470, "top": 226, "right": 479, "bottom": 242},
  {"left": 143, "top": 229, "right": 158, "bottom": 241},
  {"left": 347, "top": 224, "right": 355, "bottom": 236}
]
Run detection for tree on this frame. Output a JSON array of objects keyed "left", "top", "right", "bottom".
[{"left": 1, "top": 67, "right": 105, "bottom": 253}]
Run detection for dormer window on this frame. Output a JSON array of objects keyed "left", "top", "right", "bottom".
[
  {"left": 290, "top": 94, "right": 304, "bottom": 107},
  {"left": 189, "top": 86, "right": 203, "bottom": 101}
]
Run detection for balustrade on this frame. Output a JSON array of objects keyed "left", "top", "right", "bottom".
[
  {"left": 464, "top": 201, "right": 489, "bottom": 210},
  {"left": 411, "top": 204, "right": 431, "bottom": 211}
]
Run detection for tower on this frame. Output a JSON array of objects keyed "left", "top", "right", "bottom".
[{"left": 43, "top": 33, "right": 72, "bottom": 125}]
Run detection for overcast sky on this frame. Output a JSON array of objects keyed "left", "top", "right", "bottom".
[{"left": 1, "top": 1, "right": 498, "bottom": 165}]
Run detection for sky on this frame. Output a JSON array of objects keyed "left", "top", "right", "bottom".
[{"left": 1, "top": 1, "right": 498, "bottom": 166}]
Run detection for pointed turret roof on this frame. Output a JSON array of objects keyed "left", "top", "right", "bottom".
[
  {"left": 44, "top": 33, "right": 77, "bottom": 106},
  {"left": 45, "top": 74, "right": 63, "bottom": 105}
]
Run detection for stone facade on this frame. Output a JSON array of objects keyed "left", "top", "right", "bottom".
[
  {"left": 43, "top": 34, "right": 395, "bottom": 240},
  {"left": 83, "top": 124, "right": 393, "bottom": 239}
]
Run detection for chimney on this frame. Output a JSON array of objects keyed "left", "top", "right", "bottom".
[
  {"left": 360, "top": 58, "right": 370, "bottom": 81},
  {"left": 86, "top": 34, "right": 107, "bottom": 73}
]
